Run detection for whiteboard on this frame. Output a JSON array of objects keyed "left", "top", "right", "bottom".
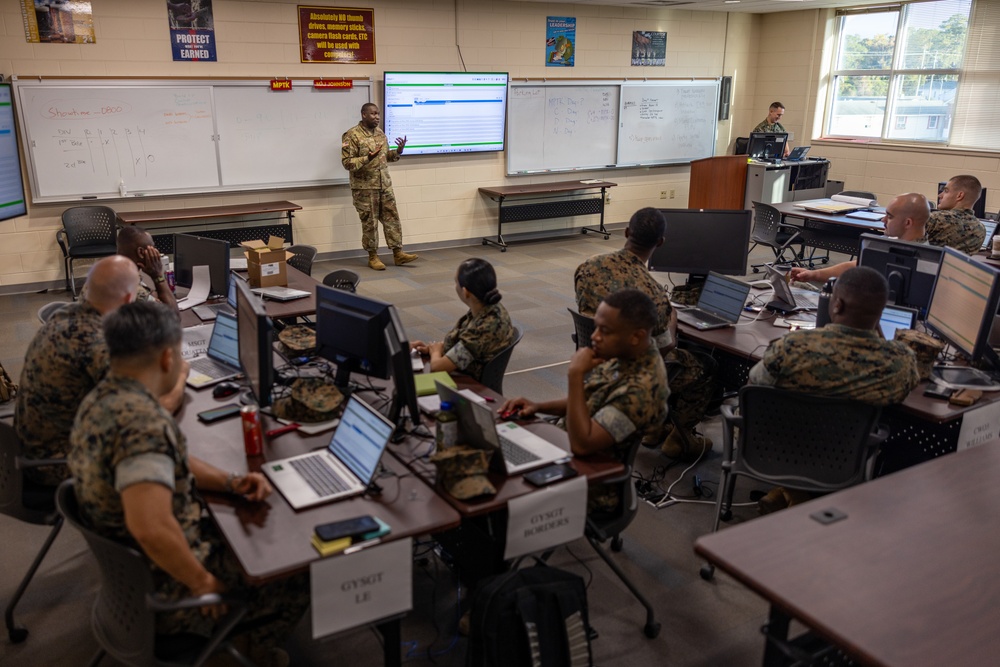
[
  {"left": 506, "top": 79, "right": 719, "bottom": 175},
  {"left": 13, "top": 78, "right": 372, "bottom": 203}
]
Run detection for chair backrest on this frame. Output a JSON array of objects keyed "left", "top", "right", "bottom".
[
  {"left": 61, "top": 206, "right": 118, "bottom": 250},
  {"left": 322, "top": 269, "right": 361, "bottom": 293},
  {"left": 286, "top": 244, "right": 317, "bottom": 276},
  {"left": 735, "top": 386, "right": 882, "bottom": 493},
  {"left": 586, "top": 435, "right": 644, "bottom": 539},
  {"left": 567, "top": 308, "right": 595, "bottom": 350},
  {"left": 37, "top": 301, "right": 69, "bottom": 324},
  {"left": 56, "top": 480, "right": 159, "bottom": 666},
  {"left": 734, "top": 136, "right": 750, "bottom": 155},
  {"left": 750, "top": 201, "right": 783, "bottom": 245},
  {"left": 838, "top": 190, "right": 876, "bottom": 200},
  {"left": 479, "top": 326, "right": 523, "bottom": 394}
]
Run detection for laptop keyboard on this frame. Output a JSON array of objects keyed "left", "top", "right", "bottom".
[
  {"left": 498, "top": 433, "right": 541, "bottom": 466},
  {"left": 289, "top": 455, "right": 350, "bottom": 498},
  {"left": 677, "top": 308, "right": 730, "bottom": 328},
  {"left": 190, "top": 357, "right": 235, "bottom": 379}
]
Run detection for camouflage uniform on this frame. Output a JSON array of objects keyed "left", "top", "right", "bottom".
[
  {"left": 749, "top": 323, "right": 920, "bottom": 406},
  {"left": 15, "top": 301, "right": 107, "bottom": 486},
  {"left": 584, "top": 346, "right": 669, "bottom": 512},
  {"left": 752, "top": 120, "right": 786, "bottom": 133},
  {"left": 69, "top": 374, "right": 308, "bottom": 647},
  {"left": 342, "top": 122, "right": 403, "bottom": 252},
  {"left": 574, "top": 248, "right": 713, "bottom": 430},
  {"left": 926, "top": 208, "right": 986, "bottom": 255},
  {"left": 442, "top": 303, "right": 515, "bottom": 382}
]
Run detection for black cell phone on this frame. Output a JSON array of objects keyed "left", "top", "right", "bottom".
[
  {"left": 523, "top": 463, "right": 579, "bottom": 487},
  {"left": 314, "top": 515, "right": 379, "bottom": 543},
  {"left": 923, "top": 384, "right": 955, "bottom": 400},
  {"left": 196, "top": 404, "right": 242, "bottom": 423}
]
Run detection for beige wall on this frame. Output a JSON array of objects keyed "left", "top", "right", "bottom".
[{"left": 1, "top": 0, "right": 752, "bottom": 289}]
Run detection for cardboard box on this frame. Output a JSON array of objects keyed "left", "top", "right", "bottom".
[{"left": 240, "top": 236, "right": 293, "bottom": 288}]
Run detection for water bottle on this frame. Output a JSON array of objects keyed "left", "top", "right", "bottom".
[
  {"left": 165, "top": 260, "right": 176, "bottom": 292},
  {"left": 435, "top": 401, "right": 458, "bottom": 450},
  {"left": 815, "top": 278, "right": 835, "bottom": 328}
]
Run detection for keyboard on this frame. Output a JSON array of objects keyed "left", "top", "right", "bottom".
[
  {"left": 193, "top": 303, "right": 234, "bottom": 320},
  {"left": 498, "top": 433, "right": 541, "bottom": 466},
  {"left": 677, "top": 308, "right": 731, "bottom": 329},
  {"left": 290, "top": 455, "right": 350, "bottom": 497},
  {"left": 792, "top": 289, "right": 821, "bottom": 308},
  {"left": 189, "top": 357, "right": 237, "bottom": 380}
]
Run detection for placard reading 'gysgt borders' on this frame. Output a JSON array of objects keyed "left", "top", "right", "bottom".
[{"left": 298, "top": 6, "right": 375, "bottom": 63}]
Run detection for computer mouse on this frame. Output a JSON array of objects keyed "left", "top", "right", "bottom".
[{"left": 213, "top": 382, "right": 240, "bottom": 399}]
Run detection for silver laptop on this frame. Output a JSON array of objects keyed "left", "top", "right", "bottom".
[
  {"left": 263, "top": 396, "right": 394, "bottom": 510},
  {"left": 186, "top": 312, "right": 243, "bottom": 388},
  {"left": 436, "top": 382, "right": 567, "bottom": 475},
  {"left": 878, "top": 304, "right": 918, "bottom": 340},
  {"left": 252, "top": 285, "right": 311, "bottom": 302},
  {"left": 675, "top": 272, "right": 752, "bottom": 330},
  {"left": 193, "top": 272, "right": 238, "bottom": 321},
  {"left": 765, "top": 264, "right": 820, "bottom": 313}
]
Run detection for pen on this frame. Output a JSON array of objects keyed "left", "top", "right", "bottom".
[{"left": 344, "top": 536, "right": 382, "bottom": 555}]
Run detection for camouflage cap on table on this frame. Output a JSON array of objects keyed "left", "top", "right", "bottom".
[
  {"left": 429, "top": 446, "right": 496, "bottom": 499},
  {"left": 272, "top": 377, "right": 343, "bottom": 423}
]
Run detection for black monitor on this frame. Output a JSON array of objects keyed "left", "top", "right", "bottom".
[
  {"left": 384, "top": 306, "right": 420, "bottom": 440},
  {"left": 858, "top": 233, "right": 944, "bottom": 319},
  {"left": 234, "top": 279, "right": 274, "bottom": 407},
  {"left": 173, "top": 233, "right": 230, "bottom": 298},
  {"left": 649, "top": 209, "right": 752, "bottom": 283},
  {"left": 937, "top": 182, "right": 987, "bottom": 219},
  {"left": 747, "top": 132, "right": 787, "bottom": 161},
  {"left": 925, "top": 247, "right": 1000, "bottom": 376},
  {"left": 315, "top": 286, "right": 394, "bottom": 390}
]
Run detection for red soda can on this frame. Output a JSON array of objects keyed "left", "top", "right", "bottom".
[{"left": 240, "top": 405, "right": 263, "bottom": 456}]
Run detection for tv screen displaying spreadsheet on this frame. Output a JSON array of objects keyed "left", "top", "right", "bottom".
[
  {"left": 0, "top": 84, "right": 27, "bottom": 221},
  {"left": 383, "top": 72, "right": 508, "bottom": 156}
]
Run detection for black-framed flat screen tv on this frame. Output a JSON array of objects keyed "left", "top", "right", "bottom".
[
  {"left": 383, "top": 71, "right": 508, "bottom": 156},
  {"left": 0, "top": 84, "right": 27, "bottom": 221}
]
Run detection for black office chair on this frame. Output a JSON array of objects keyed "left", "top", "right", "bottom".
[
  {"left": 55, "top": 480, "right": 253, "bottom": 667},
  {"left": 479, "top": 326, "right": 523, "bottom": 395},
  {"left": 748, "top": 201, "right": 805, "bottom": 273},
  {"left": 585, "top": 436, "right": 660, "bottom": 639},
  {"left": 734, "top": 136, "right": 749, "bottom": 155},
  {"left": 56, "top": 206, "right": 119, "bottom": 299},
  {"left": 322, "top": 269, "right": 361, "bottom": 293},
  {"left": 568, "top": 308, "right": 595, "bottom": 349},
  {"left": 700, "top": 386, "right": 888, "bottom": 581},
  {"left": 286, "top": 244, "right": 317, "bottom": 276},
  {"left": 0, "top": 421, "right": 66, "bottom": 643}
]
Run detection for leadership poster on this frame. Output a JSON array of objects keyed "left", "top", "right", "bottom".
[{"left": 546, "top": 17, "right": 575, "bottom": 67}]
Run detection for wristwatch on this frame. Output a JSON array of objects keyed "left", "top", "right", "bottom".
[
  {"left": 153, "top": 275, "right": 166, "bottom": 284},
  {"left": 224, "top": 471, "right": 241, "bottom": 494}
]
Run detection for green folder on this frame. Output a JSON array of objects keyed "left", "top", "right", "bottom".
[{"left": 414, "top": 372, "right": 457, "bottom": 396}]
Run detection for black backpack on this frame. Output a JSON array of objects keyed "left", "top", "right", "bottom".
[{"left": 466, "top": 562, "right": 593, "bottom": 667}]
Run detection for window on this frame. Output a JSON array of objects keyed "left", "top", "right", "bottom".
[{"left": 827, "top": 0, "right": 971, "bottom": 144}]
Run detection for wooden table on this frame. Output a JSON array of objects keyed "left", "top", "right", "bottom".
[
  {"left": 694, "top": 442, "right": 1000, "bottom": 667},
  {"left": 178, "top": 265, "right": 318, "bottom": 328},
  {"left": 477, "top": 180, "right": 617, "bottom": 251},
  {"left": 773, "top": 201, "right": 885, "bottom": 256}
]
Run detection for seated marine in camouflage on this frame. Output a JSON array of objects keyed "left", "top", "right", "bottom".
[{"left": 928, "top": 174, "right": 987, "bottom": 255}]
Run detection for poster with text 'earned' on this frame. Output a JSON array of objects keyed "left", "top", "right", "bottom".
[{"left": 168, "top": 0, "right": 217, "bottom": 62}]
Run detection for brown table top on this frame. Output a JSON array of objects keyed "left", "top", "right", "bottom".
[
  {"left": 694, "top": 442, "right": 1000, "bottom": 667},
  {"left": 773, "top": 201, "right": 885, "bottom": 232},
  {"left": 478, "top": 180, "right": 617, "bottom": 198},
  {"left": 117, "top": 200, "right": 302, "bottom": 225},
  {"left": 178, "top": 266, "right": 319, "bottom": 328}
]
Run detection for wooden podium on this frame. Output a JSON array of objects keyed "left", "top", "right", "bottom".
[{"left": 689, "top": 155, "right": 748, "bottom": 209}]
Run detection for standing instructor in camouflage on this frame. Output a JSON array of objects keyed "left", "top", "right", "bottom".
[{"left": 342, "top": 103, "right": 419, "bottom": 271}]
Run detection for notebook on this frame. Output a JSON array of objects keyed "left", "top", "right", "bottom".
[
  {"left": 784, "top": 146, "right": 810, "bottom": 161},
  {"left": 675, "top": 272, "right": 752, "bottom": 330},
  {"left": 263, "top": 396, "right": 394, "bottom": 510},
  {"left": 764, "top": 264, "right": 820, "bottom": 313},
  {"left": 193, "top": 272, "right": 238, "bottom": 321},
  {"left": 186, "top": 312, "right": 243, "bottom": 388},
  {"left": 414, "top": 371, "right": 457, "bottom": 397},
  {"left": 251, "top": 285, "right": 311, "bottom": 301},
  {"left": 436, "top": 382, "right": 567, "bottom": 475},
  {"left": 878, "top": 304, "right": 918, "bottom": 340}
]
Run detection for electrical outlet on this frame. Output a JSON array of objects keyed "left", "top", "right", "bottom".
[
  {"left": 660, "top": 190, "right": 667, "bottom": 199},
  {"left": 669, "top": 189, "right": 676, "bottom": 199}
]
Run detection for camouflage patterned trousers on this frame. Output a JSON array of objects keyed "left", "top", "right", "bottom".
[
  {"left": 352, "top": 188, "right": 402, "bottom": 252},
  {"left": 665, "top": 347, "right": 715, "bottom": 430}
]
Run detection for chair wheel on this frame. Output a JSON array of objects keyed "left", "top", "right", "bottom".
[
  {"left": 720, "top": 509, "right": 732, "bottom": 521},
  {"left": 603, "top": 235, "right": 610, "bottom": 240},
  {"left": 9, "top": 625, "right": 28, "bottom": 643},
  {"left": 644, "top": 622, "right": 661, "bottom": 639},
  {"left": 700, "top": 564, "right": 715, "bottom": 581},
  {"left": 582, "top": 228, "right": 588, "bottom": 234},
  {"left": 482, "top": 239, "right": 488, "bottom": 245},
  {"left": 611, "top": 536, "right": 623, "bottom": 552},
  {"left": 752, "top": 267, "right": 760, "bottom": 273},
  {"left": 501, "top": 247, "right": 507, "bottom": 252},
  {"left": 821, "top": 258, "right": 829, "bottom": 264}
]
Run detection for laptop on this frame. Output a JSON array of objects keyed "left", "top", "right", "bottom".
[
  {"left": 764, "top": 264, "right": 820, "bottom": 313},
  {"left": 878, "top": 304, "right": 918, "bottom": 340},
  {"left": 436, "top": 382, "right": 567, "bottom": 475},
  {"left": 263, "top": 396, "right": 394, "bottom": 510},
  {"left": 186, "top": 312, "right": 243, "bottom": 388},
  {"left": 252, "top": 285, "right": 311, "bottom": 302},
  {"left": 784, "top": 146, "right": 810, "bottom": 161},
  {"left": 193, "top": 272, "right": 238, "bottom": 321},
  {"left": 675, "top": 272, "right": 752, "bottom": 330},
  {"left": 980, "top": 219, "right": 998, "bottom": 252}
]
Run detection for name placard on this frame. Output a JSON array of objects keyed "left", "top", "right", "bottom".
[
  {"left": 310, "top": 538, "right": 412, "bottom": 639},
  {"left": 957, "top": 401, "right": 1000, "bottom": 450},
  {"left": 505, "top": 475, "right": 587, "bottom": 560}
]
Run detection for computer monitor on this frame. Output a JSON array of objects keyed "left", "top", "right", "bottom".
[
  {"left": 925, "top": 247, "right": 1000, "bottom": 376},
  {"left": 315, "top": 286, "right": 394, "bottom": 390},
  {"left": 747, "top": 132, "right": 787, "bottom": 161},
  {"left": 234, "top": 279, "right": 275, "bottom": 407},
  {"left": 937, "top": 182, "right": 987, "bottom": 219},
  {"left": 649, "top": 209, "right": 752, "bottom": 284},
  {"left": 174, "top": 233, "right": 230, "bottom": 298},
  {"left": 384, "top": 306, "right": 420, "bottom": 440},
  {"left": 858, "top": 233, "right": 944, "bottom": 319}
]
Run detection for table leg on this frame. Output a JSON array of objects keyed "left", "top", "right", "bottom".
[
  {"left": 482, "top": 196, "right": 508, "bottom": 250},
  {"left": 376, "top": 617, "right": 402, "bottom": 666},
  {"left": 762, "top": 605, "right": 792, "bottom": 667}
]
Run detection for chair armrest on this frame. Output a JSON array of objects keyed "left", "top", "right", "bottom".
[
  {"left": 56, "top": 230, "right": 68, "bottom": 257},
  {"left": 16, "top": 456, "right": 68, "bottom": 470},
  {"left": 720, "top": 404, "right": 742, "bottom": 461},
  {"left": 869, "top": 424, "right": 890, "bottom": 449},
  {"left": 146, "top": 592, "right": 246, "bottom": 613}
]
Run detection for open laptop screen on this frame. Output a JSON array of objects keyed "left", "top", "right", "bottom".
[
  {"left": 698, "top": 272, "right": 750, "bottom": 322},
  {"left": 878, "top": 305, "right": 917, "bottom": 340},
  {"left": 208, "top": 312, "right": 240, "bottom": 367},
  {"left": 328, "top": 398, "right": 393, "bottom": 484}
]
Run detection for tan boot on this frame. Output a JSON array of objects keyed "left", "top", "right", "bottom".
[
  {"left": 659, "top": 428, "right": 712, "bottom": 461},
  {"left": 392, "top": 248, "right": 418, "bottom": 265},
  {"left": 757, "top": 486, "right": 789, "bottom": 515},
  {"left": 368, "top": 251, "right": 386, "bottom": 271}
]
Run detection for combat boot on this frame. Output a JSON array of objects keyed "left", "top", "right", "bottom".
[
  {"left": 659, "top": 428, "right": 712, "bottom": 461},
  {"left": 368, "top": 251, "right": 386, "bottom": 271},
  {"left": 393, "top": 248, "right": 419, "bottom": 265}
]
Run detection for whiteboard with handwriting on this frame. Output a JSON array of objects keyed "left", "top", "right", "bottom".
[{"left": 507, "top": 79, "right": 718, "bottom": 175}]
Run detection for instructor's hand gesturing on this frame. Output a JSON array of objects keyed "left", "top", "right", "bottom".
[{"left": 395, "top": 136, "right": 407, "bottom": 155}]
